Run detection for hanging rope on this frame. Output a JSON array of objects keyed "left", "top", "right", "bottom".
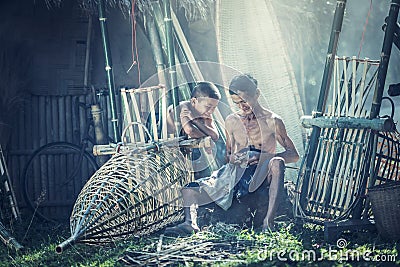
[
  {"left": 357, "top": 0, "right": 373, "bottom": 58},
  {"left": 127, "top": 0, "right": 141, "bottom": 85}
]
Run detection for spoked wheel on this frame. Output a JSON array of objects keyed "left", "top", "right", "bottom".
[{"left": 22, "top": 142, "right": 98, "bottom": 223}]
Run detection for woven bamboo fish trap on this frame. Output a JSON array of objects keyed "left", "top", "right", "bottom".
[
  {"left": 56, "top": 144, "right": 191, "bottom": 253},
  {"left": 295, "top": 57, "right": 385, "bottom": 222}
]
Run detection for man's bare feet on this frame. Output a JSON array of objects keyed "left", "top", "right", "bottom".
[{"left": 262, "top": 219, "right": 276, "bottom": 232}]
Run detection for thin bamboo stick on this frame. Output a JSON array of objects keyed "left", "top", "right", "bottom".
[
  {"left": 121, "top": 89, "right": 135, "bottom": 143},
  {"left": 129, "top": 91, "right": 145, "bottom": 142},
  {"left": 332, "top": 57, "right": 337, "bottom": 116},
  {"left": 351, "top": 56, "right": 357, "bottom": 116},
  {"left": 161, "top": 86, "right": 167, "bottom": 140},
  {"left": 147, "top": 89, "right": 159, "bottom": 141},
  {"left": 342, "top": 56, "right": 349, "bottom": 116},
  {"left": 356, "top": 59, "right": 369, "bottom": 117},
  {"left": 336, "top": 58, "right": 341, "bottom": 117}
]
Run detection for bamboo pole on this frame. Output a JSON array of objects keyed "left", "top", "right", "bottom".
[
  {"left": 144, "top": 18, "right": 168, "bottom": 137},
  {"left": 354, "top": 0, "right": 400, "bottom": 218},
  {"left": 336, "top": 59, "right": 341, "bottom": 116},
  {"left": 300, "top": 116, "right": 395, "bottom": 131},
  {"left": 370, "top": 0, "right": 400, "bottom": 119},
  {"left": 84, "top": 15, "right": 93, "bottom": 88},
  {"left": 128, "top": 91, "right": 145, "bottom": 142},
  {"left": 163, "top": 0, "right": 180, "bottom": 137},
  {"left": 98, "top": 0, "right": 120, "bottom": 143},
  {"left": 343, "top": 56, "right": 349, "bottom": 116},
  {"left": 147, "top": 90, "right": 159, "bottom": 141},
  {"left": 161, "top": 86, "right": 168, "bottom": 140},
  {"left": 357, "top": 58, "right": 369, "bottom": 117},
  {"left": 0, "top": 220, "right": 23, "bottom": 251},
  {"left": 332, "top": 57, "right": 337, "bottom": 116},
  {"left": 300, "top": 0, "right": 347, "bottom": 209},
  {"left": 120, "top": 89, "right": 135, "bottom": 143},
  {"left": 146, "top": 17, "right": 167, "bottom": 86}
]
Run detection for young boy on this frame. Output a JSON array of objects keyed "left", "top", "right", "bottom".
[
  {"left": 166, "top": 82, "right": 221, "bottom": 178},
  {"left": 166, "top": 81, "right": 221, "bottom": 142}
]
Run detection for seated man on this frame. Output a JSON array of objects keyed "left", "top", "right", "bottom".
[
  {"left": 166, "top": 82, "right": 221, "bottom": 178},
  {"left": 165, "top": 74, "right": 299, "bottom": 235}
]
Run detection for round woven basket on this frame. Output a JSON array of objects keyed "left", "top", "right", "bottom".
[{"left": 368, "top": 181, "right": 400, "bottom": 241}]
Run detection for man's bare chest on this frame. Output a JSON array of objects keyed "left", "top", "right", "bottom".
[{"left": 234, "top": 118, "right": 275, "bottom": 147}]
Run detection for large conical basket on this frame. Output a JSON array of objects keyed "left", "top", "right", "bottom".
[{"left": 57, "top": 146, "right": 191, "bottom": 253}]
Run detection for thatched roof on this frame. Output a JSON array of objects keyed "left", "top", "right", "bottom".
[{"left": 43, "top": 0, "right": 215, "bottom": 21}]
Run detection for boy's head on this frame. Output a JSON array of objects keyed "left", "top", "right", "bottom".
[
  {"left": 190, "top": 82, "right": 221, "bottom": 117},
  {"left": 191, "top": 82, "right": 221, "bottom": 100},
  {"left": 228, "top": 74, "right": 260, "bottom": 115}
]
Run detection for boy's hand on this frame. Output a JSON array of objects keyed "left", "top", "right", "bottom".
[
  {"left": 180, "top": 107, "right": 194, "bottom": 121},
  {"left": 200, "top": 113, "right": 213, "bottom": 120}
]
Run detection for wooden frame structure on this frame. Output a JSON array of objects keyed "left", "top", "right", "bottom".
[
  {"left": 295, "top": 1, "right": 400, "bottom": 239},
  {"left": 120, "top": 85, "right": 168, "bottom": 143}
]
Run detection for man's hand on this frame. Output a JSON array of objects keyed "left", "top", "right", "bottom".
[
  {"left": 229, "top": 150, "right": 262, "bottom": 167},
  {"left": 247, "top": 154, "right": 259, "bottom": 165},
  {"left": 229, "top": 151, "right": 248, "bottom": 168}
]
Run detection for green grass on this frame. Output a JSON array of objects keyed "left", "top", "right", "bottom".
[{"left": 0, "top": 218, "right": 398, "bottom": 266}]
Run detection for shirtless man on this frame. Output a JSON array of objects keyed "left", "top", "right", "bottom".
[{"left": 165, "top": 74, "right": 299, "bottom": 235}]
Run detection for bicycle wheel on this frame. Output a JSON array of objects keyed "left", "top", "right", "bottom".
[{"left": 22, "top": 142, "right": 99, "bottom": 223}]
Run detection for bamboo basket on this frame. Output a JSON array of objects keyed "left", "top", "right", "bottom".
[
  {"left": 368, "top": 181, "right": 400, "bottom": 241},
  {"left": 56, "top": 145, "right": 191, "bottom": 253}
]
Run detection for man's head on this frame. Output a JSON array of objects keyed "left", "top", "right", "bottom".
[
  {"left": 190, "top": 82, "right": 221, "bottom": 117},
  {"left": 228, "top": 74, "right": 260, "bottom": 115}
]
